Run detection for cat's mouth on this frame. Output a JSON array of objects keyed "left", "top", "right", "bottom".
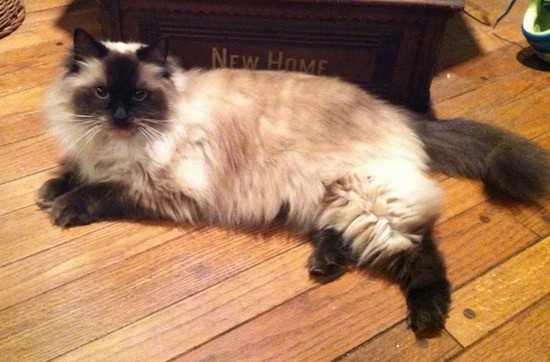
[
  {"left": 109, "top": 127, "right": 135, "bottom": 139},
  {"left": 109, "top": 117, "right": 136, "bottom": 138},
  {"left": 108, "top": 122, "right": 135, "bottom": 138}
]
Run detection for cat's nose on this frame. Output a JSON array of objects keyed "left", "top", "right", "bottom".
[
  {"left": 114, "top": 105, "right": 128, "bottom": 120},
  {"left": 113, "top": 105, "right": 131, "bottom": 128}
]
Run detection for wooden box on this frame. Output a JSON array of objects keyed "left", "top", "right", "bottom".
[{"left": 97, "top": 0, "right": 463, "bottom": 112}]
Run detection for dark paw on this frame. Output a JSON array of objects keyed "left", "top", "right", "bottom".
[
  {"left": 307, "top": 249, "right": 349, "bottom": 283},
  {"left": 406, "top": 282, "right": 450, "bottom": 338},
  {"left": 49, "top": 194, "right": 95, "bottom": 228},
  {"left": 308, "top": 228, "right": 350, "bottom": 283},
  {"left": 37, "top": 177, "right": 73, "bottom": 209}
]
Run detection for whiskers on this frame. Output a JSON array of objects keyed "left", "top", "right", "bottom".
[
  {"left": 137, "top": 118, "right": 168, "bottom": 143},
  {"left": 50, "top": 113, "right": 104, "bottom": 160},
  {"left": 51, "top": 114, "right": 167, "bottom": 151},
  {"left": 140, "top": 117, "right": 170, "bottom": 125},
  {"left": 54, "top": 114, "right": 97, "bottom": 122},
  {"left": 66, "top": 123, "right": 104, "bottom": 160}
]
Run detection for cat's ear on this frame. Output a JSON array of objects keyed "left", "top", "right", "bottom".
[
  {"left": 73, "top": 28, "right": 108, "bottom": 60},
  {"left": 136, "top": 37, "right": 170, "bottom": 66}
]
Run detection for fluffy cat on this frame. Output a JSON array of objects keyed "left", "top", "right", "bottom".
[{"left": 39, "top": 29, "right": 549, "bottom": 337}]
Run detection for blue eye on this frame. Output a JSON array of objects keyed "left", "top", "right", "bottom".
[
  {"left": 94, "top": 86, "right": 109, "bottom": 100},
  {"left": 133, "top": 89, "right": 149, "bottom": 102}
]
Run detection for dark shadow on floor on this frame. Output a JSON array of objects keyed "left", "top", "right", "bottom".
[
  {"left": 516, "top": 46, "right": 550, "bottom": 72},
  {"left": 435, "top": 12, "right": 482, "bottom": 72}
]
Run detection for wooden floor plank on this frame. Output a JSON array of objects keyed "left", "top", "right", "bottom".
[
  {"left": 432, "top": 69, "right": 550, "bottom": 121},
  {"left": 23, "top": 0, "right": 82, "bottom": 14},
  {"left": 0, "top": 111, "right": 48, "bottom": 147},
  {"left": 450, "top": 296, "right": 550, "bottom": 361},
  {"left": 0, "top": 224, "right": 304, "bottom": 361},
  {"left": 0, "top": 205, "right": 104, "bottom": 267},
  {"left": 461, "top": 0, "right": 528, "bottom": 38},
  {"left": 0, "top": 220, "right": 187, "bottom": 310},
  {"left": 339, "top": 321, "right": 462, "bottom": 362},
  {"left": 55, "top": 244, "right": 316, "bottom": 361},
  {"left": 436, "top": 177, "right": 486, "bottom": 224},
  {"left": 0, "top": 168, "right": 57, "bottom": 215},
  {"left": 0, "top": 86, "right": 48, "bottom": 121},
  {"left": 0, "top": 134, "right": 61, "bottom": 184},
  {"left": 436, "top": 201, "right": 539, "bottom": 286},
  {"left": 476, "top": 88, "right": 550, "bottom": 139},
  {"left": 171, "top": 201, "right": 539, "bottom": 361},
  {"left": 178, "top": 272, "right": 406, "bottom": 362},
  {"left": 0, "top": 40, "right": 69, "bottom": 76},
  {"left": 432, "top": 41, "right": 528, "bottom": 104},
  {"left": 0, "top": 3, "right": 100, "bottom": 54},
  {"left": 504, "top": 197, "right": 550, "bottom": 238},
  {"left": 0, "top": 59, "right": 63, "bottom": 99},
  {"left": 445, "top": 237, "right": 550, "bottom": 347}
]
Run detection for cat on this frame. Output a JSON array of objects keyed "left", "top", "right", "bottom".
[{"left": 38, "top": 28, "right": 549, "bottom": 337}]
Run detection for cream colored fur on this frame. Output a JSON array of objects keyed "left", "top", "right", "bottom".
[{"left": 45, "top": 41, "right": 442, "bottom": 266}]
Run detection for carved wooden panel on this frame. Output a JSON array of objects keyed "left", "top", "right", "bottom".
[{"left": 99, "top": 0, "right": 464, "bottom": 111}]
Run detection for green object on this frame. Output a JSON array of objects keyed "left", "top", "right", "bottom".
[
  {"left": 527, "top": 0, "right": 550, "bottom": 32},
  {"left": 522, "top": 0, "right": 550, "bottom": 62}
]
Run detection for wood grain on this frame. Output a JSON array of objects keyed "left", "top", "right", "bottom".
[
  {"left": 451, "top": 296, "right": 550, "bottom": 361},
  {"left": 0, "top": 134, "right": 61, "bottom": 184},
  {"left": 476, "top": 88, "right": 550, "bottom": 139},
  {"left": 171, "top": 200, "right": 538, "bottom": 361},
  {"left": 0, "top": 224, "right": 304, "bottom": 361},
  {"left": 436, "top": 177, "right": 486, "bottom": 224},
  {"left": 0, "top": 111, "right": 48, "bottom": 147},
  {"left": 501, "top": 195, "right": 550, "bottom": 239},
  {"left": 432, "top": 70, "right": 550, "bottom": 121},
  {"left": 178, "top": 273, "right": 406, "bottom": 362},
  {"left": 0, "top": 86, "right": 48, "bottom": 120},
  {"left": 0, "top": 40, "right": 69, "bottom": 76},
  {"left": 432, "top": 41, "right": 528, "bottom": 104},
  {"left": 340, "top": 321, "right": 461, "bottom": 362},
  {"left": 0, "top": 205, "right": 104, "bottom": 267},
  {"left": 445, "top": 237, "right": 550, "bottom": 346},
  {"left": 55, "top": 244, "right": 316, "bottom": 361},
  {"left": 0, "top": 220, "right": 186, "bottom": 310},
  {"left": 436, "top": 201, "right": 539, "bottom": 286},
  {"left": 0, "top": 168, "right": 58, "bottom": 215}
]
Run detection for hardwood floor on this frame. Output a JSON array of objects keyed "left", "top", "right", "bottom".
[{"left": 0, "top": 0, "right": 548, "bottom": 360}]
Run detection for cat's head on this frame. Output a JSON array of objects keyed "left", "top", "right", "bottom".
[{"left": 48, "top": 29, "right": 178, "bottom": 151}]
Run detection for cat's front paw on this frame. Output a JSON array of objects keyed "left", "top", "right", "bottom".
[
  {"left": 406, "top": 281, "right": 450, "bottom": 338},
  {"left": 37, "top": 177, "right": 73, "bottom": 209},
  {"left": 49, "top": 193, "right": 96, "bottom": 228}
]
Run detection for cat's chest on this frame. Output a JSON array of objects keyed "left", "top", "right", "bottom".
[{"left": 81, "top": 157, "right": 146, "bottom": 184}]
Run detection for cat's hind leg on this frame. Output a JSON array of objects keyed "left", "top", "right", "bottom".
[
  {"left": 398, "top": 231, "right": 450, "bottom": 336},
  {"left": 317, "top": 164, "right": 449, "bottom": 337}
]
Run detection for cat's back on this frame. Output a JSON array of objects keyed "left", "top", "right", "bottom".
[
  {"left": 181, "top": 67, "right": 396, "bottom": 138},
  {"left": 184, "top": 67, "right": 366, "bottom": 103},
  {"left": 179, "top": 67, "right": 420, "bottom": 165}
]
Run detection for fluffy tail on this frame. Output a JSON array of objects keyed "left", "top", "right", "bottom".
[{"left": 412, "top": 118, "right": 550, "bottom": 202}]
